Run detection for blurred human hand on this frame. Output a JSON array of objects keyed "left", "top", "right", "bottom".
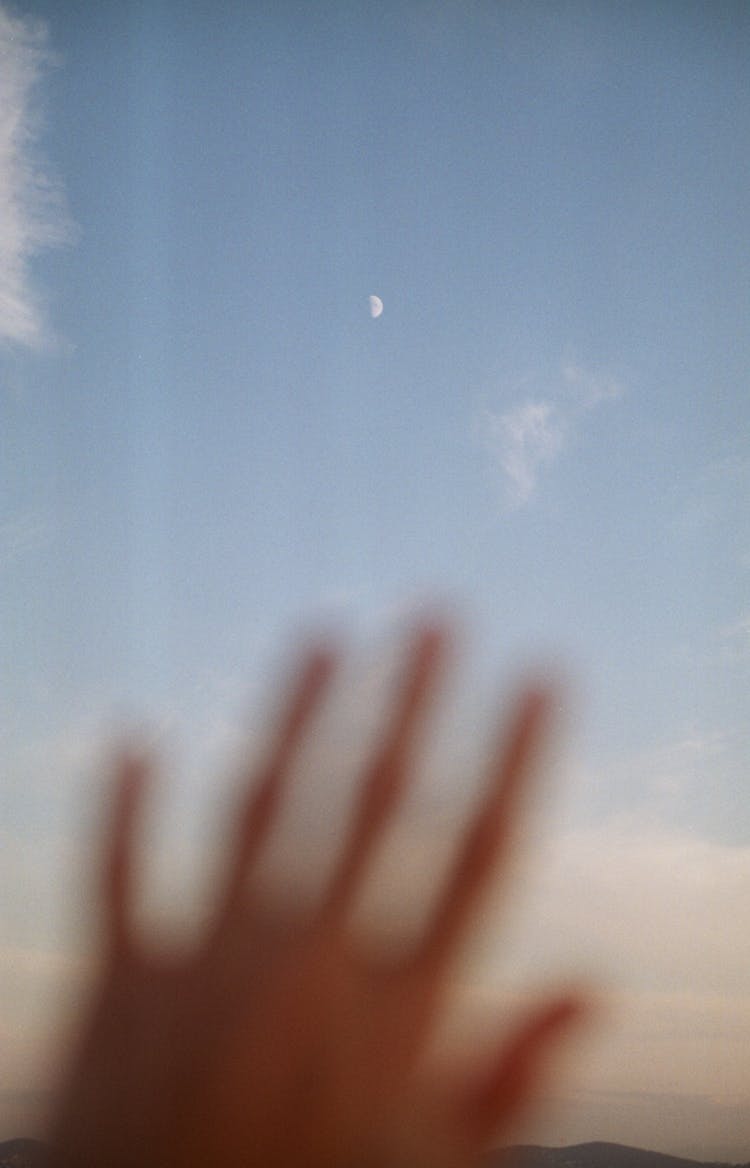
[{"left": 47, "top": 623, "right": 586, "bottom": 1168}]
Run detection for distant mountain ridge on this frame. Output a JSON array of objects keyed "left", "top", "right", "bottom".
[
  {"left": 1, "top": 1138, "right": 747, "bottom": 1168},
  {"left": 494, "top": 1143, "right": 749, "bottom": 1168}
]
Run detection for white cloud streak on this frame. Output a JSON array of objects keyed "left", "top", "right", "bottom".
[
  {"left": 481, "top": 400, "right": 566, "bottom": 508},
  {"left": 562, "top": 360, "right": 623, "bottom": 407},
  {"left": 480, "top": 360, "right": 623, "bottom": 509},
  {"left": 0, "top": 5, "right": 69, "bottom": 348}
]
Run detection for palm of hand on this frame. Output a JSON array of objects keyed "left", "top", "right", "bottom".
[{"left": 49, "top": 627, "right": 582, "bottom": 1168}]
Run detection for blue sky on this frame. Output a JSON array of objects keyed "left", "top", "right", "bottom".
[{"left": 1, "top": 1, "right": 749, "bottom": 1157}]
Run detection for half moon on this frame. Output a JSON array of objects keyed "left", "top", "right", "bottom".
[{"left": 369, "top": 295, "right": 383, "bottom": 319}]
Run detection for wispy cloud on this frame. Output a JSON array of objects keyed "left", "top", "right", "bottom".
[
  {"left": 0, "top": 5, "right": 70, "bottom": 348},
  {"left": 481, "top": 400, "right": 566, "bottom": 508},
  {"left": 479, "top": 359, "right": 623, "bottom": 509},
  {"left": 561, "top": 360, "right": 623, "bottom": 407}
]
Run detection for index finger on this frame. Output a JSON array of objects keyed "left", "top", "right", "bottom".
[
  {"left": 101, "top": 745, "right": 150, "bottom": 963},
  {"left": 320, "top": 622, "right": 449, "bottom": 924},
  {"left": 413, "top": 685, "right": 554, "bottom": 980}
]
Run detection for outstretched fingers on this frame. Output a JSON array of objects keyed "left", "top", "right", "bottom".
[
  {"left": 217, "top": 644, "right": 338, "bottom": 919},
  {"left": 320, "top": 623, "right": 449, "bottom": 924},
  {"left": 101, "top": 746, "right": 150, "bottom": 962},
  {"left": 415, "top": 685, "right": 553, "bottom": 981}
]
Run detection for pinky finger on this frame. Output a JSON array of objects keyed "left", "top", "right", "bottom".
[{"left": 101, "top": 746, "right": 150, "bottom": 962}]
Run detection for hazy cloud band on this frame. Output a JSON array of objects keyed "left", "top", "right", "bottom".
[{"left": 0, "top": 5, "right": 69, "bottom": 348}]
